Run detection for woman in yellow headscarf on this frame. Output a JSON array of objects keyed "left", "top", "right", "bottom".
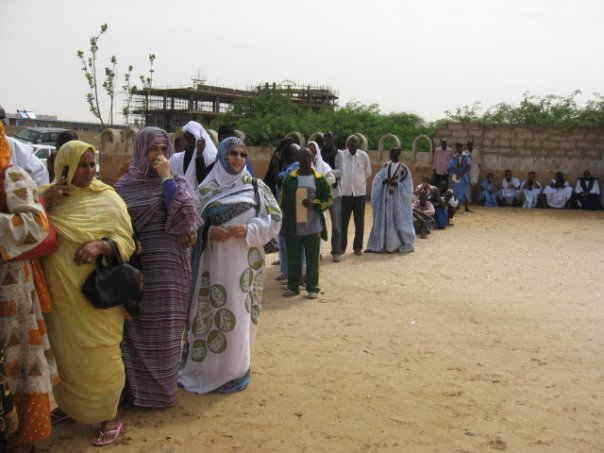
[
  {"left": 40, "top": 140, "right": 134, "bottom": 447},
  {"left": 0, "top": 122, "right": 59, "bottom": 452}
]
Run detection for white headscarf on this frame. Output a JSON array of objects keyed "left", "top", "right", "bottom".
[
  {"left": 197, "top": 137, "right": 253, "bottom": 215},
  {"left": 182, "top": 120, "right": 218, "bottom": 167},
  {"left": 308, "top": 140, "right": 334, "bottom": 179}
]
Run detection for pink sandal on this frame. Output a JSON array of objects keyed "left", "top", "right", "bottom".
[{"left": 92, "top": 421, "right": 124, "bottom": 447}]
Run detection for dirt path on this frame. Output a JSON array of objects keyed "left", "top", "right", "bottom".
[{"left": 40, "top": 206, "right": 604, "bottom": 452}]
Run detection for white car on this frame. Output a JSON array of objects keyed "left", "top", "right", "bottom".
[{"left": 32, "top": 145, "right": 56, "bottom": 168}]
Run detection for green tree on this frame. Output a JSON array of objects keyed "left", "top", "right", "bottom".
[
  {"left": 210, "top": 92, "right": 435, "bottom": 150},
  {"left": 77, "top": 24, "right": 143, "bottom": 127},
  {"left": 444, "top": 91, "right": 604, "bottom": 128}
]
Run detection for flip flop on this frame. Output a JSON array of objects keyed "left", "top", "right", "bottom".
[
  {"left": 92, "top": 421, "right": 124, "bottom": 447},
  {"left": 50, "top": 407, "right": 72, "bottom": 425}
]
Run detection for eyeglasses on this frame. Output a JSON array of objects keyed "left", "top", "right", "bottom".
[{"left": 228, "top": 151, "right": 248, "bottom": 158}]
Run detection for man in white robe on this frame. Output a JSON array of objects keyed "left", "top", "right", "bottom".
[
  {"left": 498, "top": 170, "right": 521, "bottom": 206},
  {"left": 520, "top": 171, "right": 543, "bottom": 208},
  {"left": 543, "top": 172, "right": 573, "bottom": 208}
]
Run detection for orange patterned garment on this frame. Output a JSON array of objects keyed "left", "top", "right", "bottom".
[{"left": 0, "top": 122, "right": 58, "bottom": 447}]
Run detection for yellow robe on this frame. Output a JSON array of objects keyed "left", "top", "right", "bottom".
[{"left": 40, "top": 141, "right": 134, "bottom": 423}]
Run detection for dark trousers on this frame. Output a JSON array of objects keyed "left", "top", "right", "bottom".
[
  {"left": 341, "top": 195, "right": 366, "bottom": 253},
  {"left": 286, "top": 233, "right": 321, "bottom": 293},
  {"left": 431, "top": 171, "right": 449, "bottom": 190},
  {"left": 329, "top": 196, "right": 342, "bottom": 255}
]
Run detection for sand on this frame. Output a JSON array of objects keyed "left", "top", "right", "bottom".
[{"left": 38, "top": 206, "right": 604, "bottom": 452}]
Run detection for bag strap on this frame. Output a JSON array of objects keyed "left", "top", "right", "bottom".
[
  {"left": 100, "top": 238, "right": 123, "bottom": 266},
  {"left": 252, "top": 177, "right": 260, "bottom": 216}
]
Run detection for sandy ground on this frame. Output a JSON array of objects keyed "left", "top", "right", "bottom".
[{"left": 38, "top": 206, "right": 604, "bottom": 453}]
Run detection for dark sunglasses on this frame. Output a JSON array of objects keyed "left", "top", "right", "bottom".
[{"left": 228, "top": 150, "right": 248, "bottom": 158}]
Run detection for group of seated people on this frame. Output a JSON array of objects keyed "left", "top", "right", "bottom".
[
  {"left": 478, "top": 169, "right": 602, "bottom": 210},
  {"left": 412, "top": 178, "right": 460, "bottom": 238}
]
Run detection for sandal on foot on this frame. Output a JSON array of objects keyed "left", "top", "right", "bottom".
[
  {"left": 92, "top": 421, "right": 124, "bottom": 447},
  {"left": 50, "top": 407, "right": 72, "bottom": 425}
]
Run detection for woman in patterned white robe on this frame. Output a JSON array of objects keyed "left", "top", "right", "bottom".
[{"left": 179, "top": 137, "right": 281, "bottom": 393}]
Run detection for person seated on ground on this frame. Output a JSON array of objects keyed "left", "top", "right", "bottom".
[
  {"left": 428, "top": 187, "right": 449, "bottom": 229},
  {"left": 574, "top": 170, "right": 600, "bottom": 210},
  {"left": 413, "top": 192, "right": 435, "bottom": 238},
  {"left": 498, "top": 169, "right": 522, "bottom": 206},
  {"left": 438, "top": 181, "right": 458, "bottom": 221},
  {"left": 520, "top": 171, "right": 543, "bottom": 208},
  {"left": 543, "top": 171, "right": 573, "bottom": 208},
  {"left": 479, "top": 172, "right": 498, "bottom": 207},
  {"left": 414, "top": 177, "right": 435, "bottom": 201}
]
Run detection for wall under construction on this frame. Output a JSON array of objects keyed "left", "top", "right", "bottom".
[{"left": 130, "top": 81, "right": 338, "bottom": 131}]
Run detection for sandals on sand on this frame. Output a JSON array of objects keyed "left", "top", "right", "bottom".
[
  {"left": 92, "top": 421, "right": 124, "bottom": 447},
  {"left": 50, "top": 407, "right": 72, "bottom": 425}
]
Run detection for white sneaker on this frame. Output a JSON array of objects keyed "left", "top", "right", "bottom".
[{"left": 306, "top": 292, "right": 319, "bottom": 299}]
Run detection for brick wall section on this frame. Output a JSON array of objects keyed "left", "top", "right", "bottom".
[{"left": 434, "top": 123, "right": 604, "bottom": 183}]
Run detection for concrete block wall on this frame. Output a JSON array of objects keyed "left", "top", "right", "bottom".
[{"left": 434, "top": 123, "right": 604, "bottom": 184}]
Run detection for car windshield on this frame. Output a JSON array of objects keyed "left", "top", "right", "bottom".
[{"left": 14, "top": 128, "right": 39, "bottom": 142}]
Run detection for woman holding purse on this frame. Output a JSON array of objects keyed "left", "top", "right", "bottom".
[{"left": 40, "top": 140, "right": 134, "bottom": 447}]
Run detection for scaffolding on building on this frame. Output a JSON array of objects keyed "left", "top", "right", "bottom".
[{"left": 128, "top": 80, "right": 338, "bottom": 131}]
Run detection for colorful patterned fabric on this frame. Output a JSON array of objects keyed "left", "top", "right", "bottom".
[
  {"left": 115, "top": 127, "right": 202, "bottom": 407},
  {"left": 1, "top": 122, "right": 58, "bottom": 446},
  {"left": 0, "top": 349, "right": 18, "bottom": 449},
  {"left": 178, "top": 140, "right": 281, "bottom": 393}
]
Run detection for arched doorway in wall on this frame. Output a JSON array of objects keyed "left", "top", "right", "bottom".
[
  {"left": 285, "top": 131, "right": 305, "bottom": 147},
  {"left": 378, "top": 133, "right": 401, "bottom": 162},
  {"left": 412, "top": 134, "right": 433, "bottom": 163}
]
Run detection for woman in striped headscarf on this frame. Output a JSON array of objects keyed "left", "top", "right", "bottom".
[
  {"left": 179, "top": 137, "right": 281, "bottom": 394},
  {"left": 115, "top": 127, "right": 202, "bottom": 408}
]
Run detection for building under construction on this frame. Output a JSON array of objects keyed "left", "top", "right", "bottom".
[{"left": 129, "top": 80, "right": 338, "bottom": 131}]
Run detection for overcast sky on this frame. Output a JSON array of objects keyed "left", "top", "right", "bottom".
[{"left": 1, "top": 0, "right": 603, "bottom": 125}]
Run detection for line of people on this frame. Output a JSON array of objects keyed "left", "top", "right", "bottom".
[
  {"left": 265, "top": 133, "right": 384, "bottom": 299},
  {"left": 0, "top": 119, "right": 281, "bottom": 449},
  {"left": 479, "top": 169, "right": 601, "bottom": 210}
]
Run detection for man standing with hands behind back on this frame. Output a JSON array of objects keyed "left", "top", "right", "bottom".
[{"left": 337, "top": 135, "right": 372, "bottom": 256}]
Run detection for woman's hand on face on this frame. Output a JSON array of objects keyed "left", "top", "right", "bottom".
[
  {"left": 195, "top": 138, "right": 206, "bottom": 156},
  {"left": 74, "top": 241, "right": 103, "bottom": 265},
  {"left": 153, "top": 154, "right": 171, "bottom": 179},
  {"left": 228, "top": 224, "right": 247, "bottom": 239},
  {"left": 209, "top": 226, "right": 230, "bottom": 242}
]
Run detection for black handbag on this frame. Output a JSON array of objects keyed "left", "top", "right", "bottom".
[{"left": 82, "top": 238, "right": 143, "bottom": 316}]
